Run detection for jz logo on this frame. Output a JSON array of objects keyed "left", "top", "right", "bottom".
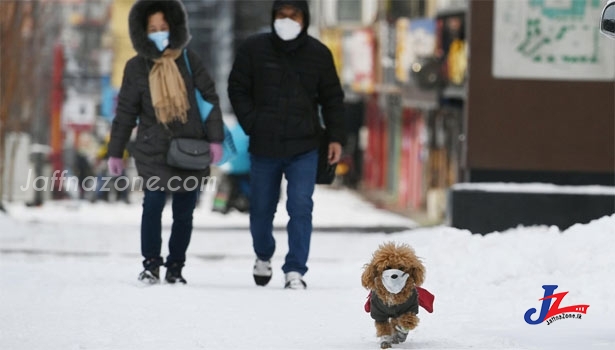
[{"left": 524, "top": 285, "right": 590, "bottom": 325}]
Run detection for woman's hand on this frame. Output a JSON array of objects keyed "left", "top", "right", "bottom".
[
  {"left": 107, "top": 157, "right": 124, "bottom": 176},
  {"left": 210, "top": 143, "right": 223, "bottom": 164}
]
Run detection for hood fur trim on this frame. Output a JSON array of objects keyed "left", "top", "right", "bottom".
[{"left": 128, "top": 0, "right": 191, "bottom": 60}]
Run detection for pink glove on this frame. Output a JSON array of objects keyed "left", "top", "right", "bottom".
[
  {"left": 107, "top": 157, "right": 124, "bottom": 176},
  {"left": 210, "top": 143, "right": 223, "bottom": 165}
]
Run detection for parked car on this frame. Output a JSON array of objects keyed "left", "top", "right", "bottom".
[{"left": 602, "top": 0, "right": 615, "bottom": 38}]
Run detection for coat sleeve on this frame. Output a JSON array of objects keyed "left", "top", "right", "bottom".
[
  {"left": 227, "top": 41, "right": 258, "bottom": 135},
  {"left": 108, "top": 59, "right": 140, "bottom": 158},
  {"left": 186, "top": 49, "right": 224, "bottom": 143},
  {"left": 317, "top": 47, "right": 346, "bottom": 146}
]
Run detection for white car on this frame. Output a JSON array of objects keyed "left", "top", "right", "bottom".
[{"left": 602, "top": 0, "right": 615, "bottom": 38}]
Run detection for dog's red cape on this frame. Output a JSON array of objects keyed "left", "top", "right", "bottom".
[{"left": 364, "top": 287, "right": 435, "bottom": 313}]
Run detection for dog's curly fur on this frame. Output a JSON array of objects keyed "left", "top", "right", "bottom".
[{"left": 361, "top": 242, "right": 426, "bottom": 342}]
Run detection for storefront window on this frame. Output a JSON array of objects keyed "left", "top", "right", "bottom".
[{"left": 337, "top": 0, "right": 362, "bottom": 22}]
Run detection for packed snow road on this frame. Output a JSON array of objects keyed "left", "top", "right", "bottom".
[{"left": 1, "top": 188, "right": 614, "bottom": 349}]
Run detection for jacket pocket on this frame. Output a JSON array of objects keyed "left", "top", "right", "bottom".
[
  {"left": 284, "top": 110, "right": 317, "bottom": 140},
  {"left": 135, "top": 124, "right": 170, "bottom": 156},
  {"left": 251, "top": 110, "right": 275, "bottom": 136}
]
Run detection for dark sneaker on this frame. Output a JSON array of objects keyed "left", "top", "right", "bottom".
[
  {"left": 165, "top": 262, "right": 187, "bottom": 284},
  {"left": 253, "top": 259, "right": 272, "bottom": 286},
  {"left": 138, "top": 268, "right": 160, "bottom": 284},
  {"left": 284, "top": 271, "right": 307, "bottom": 290},
  {"left": 138, "top": 257, "right": 162, "bottom": 284}
]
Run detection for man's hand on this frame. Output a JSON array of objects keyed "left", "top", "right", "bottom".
[{"left": 328, "top": 142, "right": 342, "bottom": 164}]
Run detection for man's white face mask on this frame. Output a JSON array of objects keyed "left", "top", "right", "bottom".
[
  {"left": 381, "top": 269, "right": 409, "bottom": 294},
  {"left": 274, "top": 18, "right": 302, "bottom": 41}
]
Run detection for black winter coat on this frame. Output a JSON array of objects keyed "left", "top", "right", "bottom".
[
  {"left": 370, "top": 289, "right": 419, "bottom": 323},
  {"left": 108, "top": 0, "right": 223, "bottom": 191},
  {"left": 228, "top": 32, "right": 345, "bottom": 158}
]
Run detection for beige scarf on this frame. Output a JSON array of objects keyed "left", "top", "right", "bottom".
[{"left": 149, "top": 49, "right": 190, "bottom": 125}]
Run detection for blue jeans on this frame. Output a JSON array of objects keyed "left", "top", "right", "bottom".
[
  {"left": 141, "top": 190, "right": 199, "bottom": 265},
  {"left": 250, "top": 150, "right": 318, "bottom": 275}
]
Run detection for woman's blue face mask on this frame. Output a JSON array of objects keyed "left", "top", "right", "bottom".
[{"left": 148, "top": 31, "right": 169, "bottom": 52}]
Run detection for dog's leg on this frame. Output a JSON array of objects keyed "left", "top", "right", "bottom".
[
  {"left": 375, "top": 321, "right": 394, "bottom": 349},
  {"left": 397, "top": 312, "right": 419, "bottom": 330},
  {"left": 393, "top": 325, "right": 409, "bottom": 344},
  {"left": 375, "top": 321, "right": 393, "bottom": 337},
  {"left": 389, "top": 320, "right": 403, "bottom": 344},
  {"left": 392, "top": 313, "right": 419, "bottom": 343},
  {"left": 379, "top": 336, "right": 394, "bottom": 349}
]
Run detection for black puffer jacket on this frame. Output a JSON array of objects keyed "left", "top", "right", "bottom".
[
  {"left": 228, "top": 0, "right": 345, "bottom": 158},
  {"left": 108, "top": 0, "right": 224, "bottom": 191}
]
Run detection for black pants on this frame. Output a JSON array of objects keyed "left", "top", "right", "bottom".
[{"left": 141, "top": 190, "right": 198, "bottom": 265}]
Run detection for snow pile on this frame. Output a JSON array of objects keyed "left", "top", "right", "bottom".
[{"left": 1, "top": 188, "right": 614, "bottom": 350}]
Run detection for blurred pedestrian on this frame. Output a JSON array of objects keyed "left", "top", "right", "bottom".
[
  {"left": 228, "top": 0, "right": 345, "bottom": 289},
  {"left": 212, "top": 122, "right": 251, "bottom": 214},
  {"left": 74, "top": 150, "right": 94, "bottom": 200},
  {"left": 107, "top": 0, "right": 224, "bottom": 284}
]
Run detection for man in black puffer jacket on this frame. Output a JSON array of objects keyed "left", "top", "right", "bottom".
[{"left": 228, "top": 0, "right": 345, "bottom": 289}]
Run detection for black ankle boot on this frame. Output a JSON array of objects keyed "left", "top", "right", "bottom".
[
  {"left": 165, "top": 261, "right": 187, "bottom": 284},
  {"left": 138, "top": 257, "right": 162, "bottom": 284}
]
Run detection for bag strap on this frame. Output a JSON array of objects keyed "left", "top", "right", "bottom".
[
  {"left": 183, "top": 49, "right": 210, "bottom": 124},
  {"left": 184, "top": 49, "right": 236, "bottom": 158},
  {"left": 183, "top": 49, "right": 193, "bottom": 75}
]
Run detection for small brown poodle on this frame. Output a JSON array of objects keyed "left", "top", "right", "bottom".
[{"left": 361, "top": 242, "right": 432, "bottom": 349}]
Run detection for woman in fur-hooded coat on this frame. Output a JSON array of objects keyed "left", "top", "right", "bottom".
[
  {"left": 108, "top": 0, "right": 224, "bottom": 192},
  {"left": 107, "top": 0, "right": 224, "bottom": 284}
]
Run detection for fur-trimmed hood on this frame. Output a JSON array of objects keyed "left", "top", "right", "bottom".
[{"left": 128, "top": 0, "right": 191, "bottom": 59}]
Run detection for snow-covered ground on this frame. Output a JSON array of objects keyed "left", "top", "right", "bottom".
[{"left": 1, "top": 187, "right": 614, "bottom": 350}]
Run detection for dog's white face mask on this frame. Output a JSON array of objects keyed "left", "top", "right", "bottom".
[{"left": 381, "top": 269, "right": 409, "bottom": 294}]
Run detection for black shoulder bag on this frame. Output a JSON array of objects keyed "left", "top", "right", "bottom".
[
  {"left": 281, "top": 56, "right": 337, "bottom": 185},
  {"left": 166, "top": 137, "right": 211, "bottom": 171},
  {"left": 314, "top": 122, "right": 337, "bottom": 185}
]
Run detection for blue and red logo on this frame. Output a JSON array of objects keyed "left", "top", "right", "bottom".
[{"left": 524, "top": 285, "right": 590, "bottom": 325}]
